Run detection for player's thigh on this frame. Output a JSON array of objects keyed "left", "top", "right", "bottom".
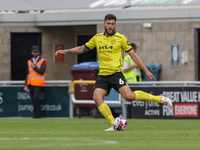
[
  {"left": 94, "top": 75, "right": 111, "bottom": 96},
  {"left": 118, "top": 85, "right": 136, "bottom": 100},
  {"left": 109, "top": 72, "right": 135, "bottom": 100},
  {"left": 93, "top": 88, "right": 107, "bottom": 106}
]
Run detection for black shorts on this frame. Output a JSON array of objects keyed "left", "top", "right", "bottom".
[{"left": 94, "top": 72, "right": 128, "bottom": 96}]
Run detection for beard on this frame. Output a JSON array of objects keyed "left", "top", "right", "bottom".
[{"left": 104, "top": 27, "right": 115, "bottom": 36}]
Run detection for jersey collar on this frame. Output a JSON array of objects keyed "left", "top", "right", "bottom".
[{"left": 104, "top": 31, "right": 116, "bottom": 37}]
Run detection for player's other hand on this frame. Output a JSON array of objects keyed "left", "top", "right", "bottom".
[
  {"left": 55, "top": 50, "right": 65, "bottom": 56},
  {"left": 146, "top": 71, "right": 156, "bottom": 81}
]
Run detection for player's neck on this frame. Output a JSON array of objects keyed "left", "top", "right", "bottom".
[{"left": 104, "top": 31, "right": 116, "bottom": 36}]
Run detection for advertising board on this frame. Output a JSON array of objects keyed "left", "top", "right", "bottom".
[{"left": 130, "top": 86, "right": 200, "bottom": 119}]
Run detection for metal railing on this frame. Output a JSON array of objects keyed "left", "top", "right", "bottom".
[
  {"left": 69, "top": 80, "right": 122, "bottom": 118},
  {"left": 127, "top": 81, "right": 200, "bottom": 86},
  {"left": 0, "top": 80, "right": 71, "bottom": 86}
]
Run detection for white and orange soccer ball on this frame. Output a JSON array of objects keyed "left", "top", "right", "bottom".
[{"left": 112, "top": 117, "right": 128, "bottom": 131}]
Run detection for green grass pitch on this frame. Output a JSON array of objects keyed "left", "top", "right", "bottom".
[{"left": 0, "top": 118, "right": 199, "bottom": 150}]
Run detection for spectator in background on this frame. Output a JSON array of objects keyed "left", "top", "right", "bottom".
[
  {"left": 123, "top": 43, "right": 142, "bottom": 82},
  {"left": 24, "top": 46, "right": 47, "bottom": 118}
]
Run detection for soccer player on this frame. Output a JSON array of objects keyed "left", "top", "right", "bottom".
[{"left": 55, "top": 14, "right": 172, "bottom": 131}]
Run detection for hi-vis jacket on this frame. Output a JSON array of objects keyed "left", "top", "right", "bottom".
[
  {"left": 123, "top": 55, "right": 141, "bottom": 82},
  {"left": 25, "top": 55, "right": 47, "bottom": 87}
]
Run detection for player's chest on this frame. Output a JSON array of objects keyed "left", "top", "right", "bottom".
[{"left": 96, "top": 37, "right": 121, "bottom": 52}]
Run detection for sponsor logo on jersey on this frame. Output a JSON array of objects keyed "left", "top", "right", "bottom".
[
  {"left": 99, "top": 51, "right": 112, "bottom": 53},
  {"left": 99, "top": 46, "right": 113, "bottom": 49}
]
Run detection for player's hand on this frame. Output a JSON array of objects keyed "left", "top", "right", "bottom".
[
  {"left": 146, "top": 71, "right": 156, "bottom": 81},
  {"left": 55, "top": 50, "right": 65, "bottom": 56}
]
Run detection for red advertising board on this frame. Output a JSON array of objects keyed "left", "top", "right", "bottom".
[{"left": 174, "top": 103, "right": 198, "bottom": 117}]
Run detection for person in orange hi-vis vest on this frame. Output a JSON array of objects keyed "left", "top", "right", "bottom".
[{"left": 24, "top": 45, "right": 47, "bottom": 118}]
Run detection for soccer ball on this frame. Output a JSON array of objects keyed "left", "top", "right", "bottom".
[{"left": 112, "top": 117, "right": 128, "bottom": 131}]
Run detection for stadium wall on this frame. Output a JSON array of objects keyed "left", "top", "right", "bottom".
[{"left": 0, "top": 25, "right": 96, "bottom": 80}]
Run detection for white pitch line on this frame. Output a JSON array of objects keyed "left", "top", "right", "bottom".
[
  {"left": 0, "top": 137, "right": 118, "bottom": 148},
  {"left": 121, "top": 137, "right": 200, "bottom": 140}
]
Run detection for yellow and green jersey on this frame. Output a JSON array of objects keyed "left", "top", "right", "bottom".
[{"left": 85, "top": 32, "right": 132, "bottom": 75}]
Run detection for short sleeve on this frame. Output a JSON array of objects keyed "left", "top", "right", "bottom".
[
  {"left": 121, "top": 36, "right": 132, "bottom": 52},
  {"left": 85, "top": 35, "right": 96, "bottom": 50}
]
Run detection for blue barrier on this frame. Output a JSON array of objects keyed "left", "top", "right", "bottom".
[{"left": 142, "top": 64, "right": 162, "bottom": 81}]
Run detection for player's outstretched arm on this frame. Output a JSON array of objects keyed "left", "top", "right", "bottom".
[
  {"left": 55, "top": 45, "right": 90, "bottom": 56},
  {"left": 128, "top": 49, "right": 156, "bottom": 81}
]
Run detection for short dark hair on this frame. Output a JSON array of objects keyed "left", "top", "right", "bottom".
[{"left": 104, "top": 14, "right": 117, "bottom": 22}]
